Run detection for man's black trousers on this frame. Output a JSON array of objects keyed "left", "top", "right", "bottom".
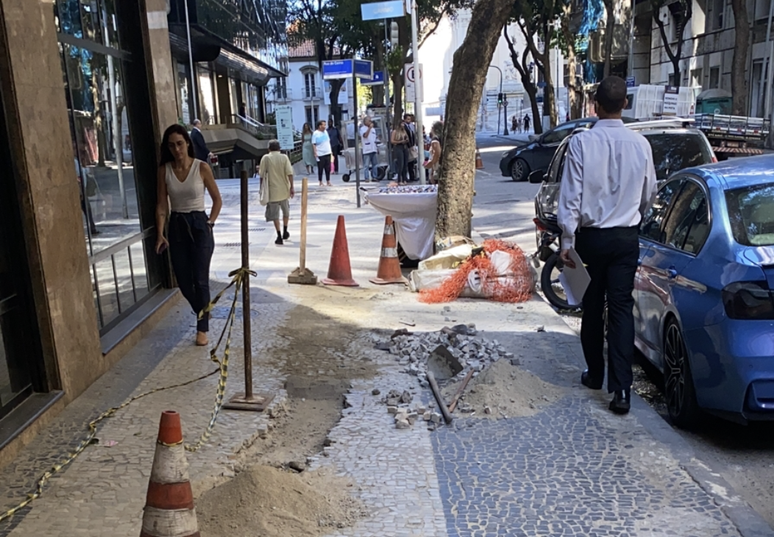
[{"left": 574, "top": 226, "right": 639, "bottom": 393}]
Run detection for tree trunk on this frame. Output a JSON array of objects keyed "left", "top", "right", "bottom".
[
  {"left": 436, "top": 0, "right": 515, "bottom": 239},
  {"left": 541, "top": 30, "right": 558, "bottom": 128},
  {"left": 328, "top": 78, "right": 345, "bottom": 125},
  {"left": 730, "top": 0, "right": 749, "bottom": 114},
  {"left": 603, "top": 0, "right": 615, "bottom": 78},
  {"left": 525, "top": 83, "right": 543, "bottom": 134},
  {"left": 561, "top": 11, "right": 582, "bottom": 120},
  {"left": 373, "top": 39, "right": 386, "bottom": 107}
]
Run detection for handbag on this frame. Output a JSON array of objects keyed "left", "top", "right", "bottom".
[
  {"left": 409, "top": 146, "right": 419, "bottom": 161},
  {"left": 259, "top": 176, "right": 270, "bottom": 206}
]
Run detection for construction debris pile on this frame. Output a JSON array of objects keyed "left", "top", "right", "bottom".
[
  {"left": 385, "top": 325, "right": 516, "bottom": 388},
  {"left": 380, "top": 389, "right": 443, "bottom": 429}
]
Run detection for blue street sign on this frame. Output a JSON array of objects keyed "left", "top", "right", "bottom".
[
  {"left": 360, "top": 0, "right": 404, "bottom": 21},
  {"left": 322, "top": 60, "right": 352, "bottom": 80},
  {"left": 355, "top": 59, "right": 374, "bottom": 80},
  {"left": 360, "top": 70, "right": 385, "bottom": 86},
  {"left": 626, "top": 75, "right": 636, "bottom": 88}
]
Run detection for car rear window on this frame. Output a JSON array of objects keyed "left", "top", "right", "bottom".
[
  {"left": 644, "top": 132, "right": 714, "bottom": 181},
  {"left": 726, "top": 183, "right": 774, "bottom": 246}
]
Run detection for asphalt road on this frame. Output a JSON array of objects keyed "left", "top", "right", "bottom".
[{"left": 473, "top": 132, "right": 774, "bottom": 529}]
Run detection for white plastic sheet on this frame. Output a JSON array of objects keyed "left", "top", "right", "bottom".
[{"left": 365, "top": 190, "right": 437, "bottom": 260}]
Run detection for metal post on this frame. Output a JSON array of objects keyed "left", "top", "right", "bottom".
[
  {"left": 410, "top": 0, "right": 424, "bottom": 185},
  {"left": 384, "top": 18, "right": 392, "bottom": 172},
  {"left": 224, "top": 168, "right": 272, "bottom": 411},
  {"left": 353, "top": 66, "right": 362, "bottom": 206},
  {"left": 184, "top": 0, "right": 198, "bottom": 118},
  {"left": 102, "top": 9, "right": 127, "bottom": 219}
]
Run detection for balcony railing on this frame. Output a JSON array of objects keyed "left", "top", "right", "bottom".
[{"left": 303, "top": 87, "right": 323, "bottom": 101}]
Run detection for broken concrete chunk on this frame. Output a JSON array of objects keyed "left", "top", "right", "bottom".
[
  {"left": 372, "top": 388, "right": 381, "bottom": 396},
  {"left": 387, "top": 406, "right": 399, "bottom": 415},
  {"left": 395, "top": 419, "right": 410, "bottom": 429},
  {"left": 399, "top": 390, "right": 413, "bottom": 404}
]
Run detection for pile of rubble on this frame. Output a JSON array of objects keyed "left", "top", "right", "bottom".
[
  {"left": 385, "top": 324, "right": 516, "bottom": 388},
  {"left": 381, "top": 389, "right": 443, "bottom": 429}
]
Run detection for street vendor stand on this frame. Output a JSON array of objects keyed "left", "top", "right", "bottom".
[{"left": 364, "top": 185, "right": 438, "bottom": 262}]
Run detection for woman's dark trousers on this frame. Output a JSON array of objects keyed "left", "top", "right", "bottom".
[{"left": 169, "top": 211, "right": 214, "bottom": 333}]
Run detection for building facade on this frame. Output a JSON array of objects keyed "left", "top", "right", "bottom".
[
  {"left": 266, "top": 40, "right": 351, "bottom": 131},
  {"left": 0, "top": 0, "right": 286, "bottom": 464}
]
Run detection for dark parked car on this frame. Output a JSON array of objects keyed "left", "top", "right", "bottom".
[
  {"left": 499, "top": 117, "right": 638, "bottom": 182},
  {"left": 532, "top": 121, "right": 716, "bottom": 226}
]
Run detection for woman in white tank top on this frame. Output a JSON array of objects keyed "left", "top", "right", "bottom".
[{"left": 155, "top": 124, "right": 223, "bottom": 347}]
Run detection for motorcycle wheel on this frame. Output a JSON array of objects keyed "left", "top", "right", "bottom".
[{"left": 540, "top": 253, "right": 577, "bottom": 310}]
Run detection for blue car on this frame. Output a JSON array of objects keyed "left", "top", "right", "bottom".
[{"left": 636, "top": 154, "right": 774, "bottom": 428}]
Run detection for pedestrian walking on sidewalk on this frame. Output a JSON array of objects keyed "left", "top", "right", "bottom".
[
  {"left": 259, "top": 140, "right": 295, "bottom": 245},
  {"left": 557, "top": 76, "right": 657, "bottom": 414},
  {"left": 190, "top": 119, "right": 213, "bottom": 163},
  {"left": 523, "top": 114, "right": 530, "bottom": 133},
  {"left": 391, "top": 116, "right": 410, "bottom": 185},
  {"left": 360, "top": 116, "right": 379, "bottom": 182},
  {"left": 156, "top": 124, "right": 223, "bottom": 347},
  {"left": 404, "top": 113, "right": 418, "bottom": 182},
  {"left": 312, "top": 120, "right": 333, "bottom": 186},
  {"left": 327, "top": 119, "right": 344, "bottom": 174},
  {"left": 424, "top": 121, "right": 443, "bottom": 184},
  {"left": 301, "top": 123, "right": 316, "bottom": 174},
  {"left": 511, "top": 115, "right": 518, "bottom": 134}
]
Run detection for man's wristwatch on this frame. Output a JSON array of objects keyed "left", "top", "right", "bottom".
[{"left": 206, "top": 220, "right": 214, "bottom": 227}]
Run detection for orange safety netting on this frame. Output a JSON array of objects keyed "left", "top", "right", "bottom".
[{"left": 419, "top": 239, "right": 534, "bottom": 304}]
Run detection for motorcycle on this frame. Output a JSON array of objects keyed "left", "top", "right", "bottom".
[{"left": 532, "top": 215, "right": 578, "bottom": 311}]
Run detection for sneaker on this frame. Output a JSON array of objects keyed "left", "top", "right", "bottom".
[
  {"left": 275, "top": 237, "right": 283, "bottom": 245},
  {"left": 282, "top": 230, "right": 290, "bottom": 240}
]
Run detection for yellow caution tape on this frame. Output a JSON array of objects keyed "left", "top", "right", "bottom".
[{"left": 0, "top": 266, "right": 255, "bottom": 523}]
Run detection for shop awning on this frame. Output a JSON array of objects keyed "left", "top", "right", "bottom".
[{"left": 168, "top": 25, "right": 285, "bottom": 85}]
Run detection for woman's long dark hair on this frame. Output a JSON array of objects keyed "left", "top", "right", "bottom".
[
  {"left": 302, "top": 123, "right": 312, "bottom": 135},
  {"left": 160, "top": 124, "right": 194, "bottom": 165}
]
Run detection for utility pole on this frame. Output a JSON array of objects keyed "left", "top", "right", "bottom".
[
  {"left": 183, "top": 0, "right": 198, "bottom": 119},
  {"left": 410, "top": 0, "right": 425, "bottom": 184},
  {"left": 764, "top": 0, "right": 774, "bottom": 148}
]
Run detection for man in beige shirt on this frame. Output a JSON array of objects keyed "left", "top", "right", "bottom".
[{"left": 259, "top": 140, "right": 295, "bottom": 245}]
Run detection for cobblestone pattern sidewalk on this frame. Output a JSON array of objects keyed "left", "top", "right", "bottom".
[
  {"left": 1, "top": 295, "right": 292, "bottom": 537},
  {"left": 313, "top": 367, "right": 448, "bottom": 537},
  {"left": 433, "top": 401, "right": 740, "bottom": 537}
]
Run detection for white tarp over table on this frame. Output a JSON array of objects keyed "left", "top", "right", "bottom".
[{"left": 365, "top": 187, "right": 438, "bottom": 261}]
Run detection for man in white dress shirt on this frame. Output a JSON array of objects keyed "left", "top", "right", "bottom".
[{"left": 557, "top": 76, "right": 657, "bottom": 415}]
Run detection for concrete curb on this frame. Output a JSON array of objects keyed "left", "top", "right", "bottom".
[{"left": 630, "top": 394, "right": 774, "bottom": 537}]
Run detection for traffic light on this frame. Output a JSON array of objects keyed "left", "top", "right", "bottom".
[
  {"left": 497, "top": 92, "right": 504, "bottom": 105},
  {"left": 390, "top": 21, "right": 399, "bottom": 48}
]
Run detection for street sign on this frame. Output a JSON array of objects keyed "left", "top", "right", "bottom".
[
  {"left": 626, "top": 75, "right": 636, "bottom": 88},
  {"left": 360, "top": 0, "right": 405, "bottom": 20},
  {"left": 360, "top": 70, "right": 385, "bottom": 86},
  {"left": 322, "top": 59, "right": 373, "bottom": 80},
  {"left": 322, "top": 60, "right": 352, "bottom": 80},
  {"left": 405, "top": 63, "right": 423, "bottom": 102},
  {"left": 663, "top": 85, "right": 679, "bottom": 116},
  {"left": 275, "top": 105, "right": 294, "bottom": 151},
  {"left": 355, "top": 59, "right": 374, "bottom": 80}
]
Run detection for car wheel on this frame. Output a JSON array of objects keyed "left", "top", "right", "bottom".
[
  {"left": 342, "top": 173, "right": 350, "bottom": 182},
  {"left": 663, "top": 319, "right": 701, "bottom": 428},
  {"left": 510, "top": 158, "right": 530, "bottom": 182}
]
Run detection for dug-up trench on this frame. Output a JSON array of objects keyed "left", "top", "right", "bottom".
[{"left": 195, "top": 303, "right": 378, "bottom": 537}]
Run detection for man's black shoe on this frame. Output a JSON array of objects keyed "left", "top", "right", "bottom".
[
  {"left": 609, "top": 390, "right": 631, "bottom": 414},
  {"left": 275, "top": 237, "right": 283, "bottom": 245},
  {"left": 581, "top": 370, "right": 603, "bottom": 390},
  {"left": 283, "top": 230, "right": 290, "bottom": 240}
]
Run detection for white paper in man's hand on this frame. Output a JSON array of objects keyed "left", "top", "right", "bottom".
[{"left": 557, "top": 248, "right": 590, "bottom": 306}]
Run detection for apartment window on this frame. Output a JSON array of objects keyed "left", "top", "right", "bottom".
[
  {"left": 709, "top": 67, "right": 720, "bottom": 89},
  {"left": 708, "top": 0, "right": 724, "bottom": 30},
  {"left": 305, "top": 106, "right": 319, "bottom": 126},
  {"left": 690, "top": 68, "right": 702, "bottom": 88},
  {"left": 304, "top": 72, "right": 317, "bottom": 98}
]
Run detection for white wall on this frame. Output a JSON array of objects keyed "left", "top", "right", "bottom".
[{"left": 420, "top": 11, "right": 566, "bottom": 132}]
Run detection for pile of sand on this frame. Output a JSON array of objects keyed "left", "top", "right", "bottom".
[
  {"left": 445, "top": 359, "right": 564, "bottom": 419},
  {"left": 196, "top": 465, "right": 367, "bottom": 537}
]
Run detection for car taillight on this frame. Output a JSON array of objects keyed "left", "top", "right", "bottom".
[{"left": 722, "top": 281, "right": 774, "bottom": 320}]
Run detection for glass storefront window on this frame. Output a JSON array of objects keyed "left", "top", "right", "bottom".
[
  {"left": 56, "top": 0, "right": 157, "bottom": 334},
  {"left": 177, "top": 61, "right": 191, "bottom": 125},
  {"left": 199, "top": 67, "right": 216, "bottom": 124}
]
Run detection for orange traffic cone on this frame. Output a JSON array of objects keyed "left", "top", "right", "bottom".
[
  {"left": 370, "top": 216, "right": 408, "bottom": 285},
  {"left": 322, "top": 215, "right": 359, "bottom": 287},
  {"left": 475, "top": 149, "right": 484, "bottom": 170},
  {"left": 140, "top": 411, "right": 200, "bottom": 537}
]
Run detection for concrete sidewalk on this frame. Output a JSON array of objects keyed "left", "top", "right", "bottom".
[{"left": 0, "top": 170, "right": 770, "bottom": 536}]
